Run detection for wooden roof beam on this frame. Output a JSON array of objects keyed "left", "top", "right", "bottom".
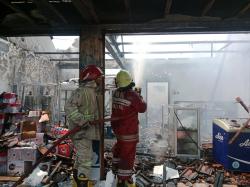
[
  {"left": 236, "top": 2, "right": 250, "bottom": 17},
  {"left": 124, "top": 0, "right": 133, "bottom": 22},
  {"left": 72, "top": 0, "right": 99, "bottom": 23},
  {"left": 0, "top": 0, "right": 35, "bottom": 24},
  {"left": 33, "top": 0, "right": 68, "bottom": 24},
  {"left": 201, "top": 0, "right": 216, "bottom": 16},
  {"left": 164, "top": 0, "right": 172, "bottom": 15}
]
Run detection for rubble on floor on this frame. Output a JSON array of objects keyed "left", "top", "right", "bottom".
[
  {"left": 0, "top": 133, "right": 249, "bottom": 187},
  {"left": 0, "top": 105, "right": 249, "bottom": 187},
  {"left": 104, "top": 143, "right": 250, "bottom": 187}
]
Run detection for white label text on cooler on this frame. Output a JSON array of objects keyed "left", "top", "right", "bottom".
[
  {"left": 215, "top": 132, "right": 224, "bottom": 141},
  {"left": 239, "top": 139, "right": 250, "bottom": 147}
]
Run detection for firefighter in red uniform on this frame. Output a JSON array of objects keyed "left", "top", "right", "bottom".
[{"left": 111, "top": 70, "right": 147, "bottom": 187}]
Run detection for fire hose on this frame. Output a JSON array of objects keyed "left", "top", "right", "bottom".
[{"left": 12, "top": 113, "right": 136, "bottom": 187}]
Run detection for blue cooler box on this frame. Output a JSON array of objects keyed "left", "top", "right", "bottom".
[{"left": 213, "top": 119, "right": 250, "bottom": 172}]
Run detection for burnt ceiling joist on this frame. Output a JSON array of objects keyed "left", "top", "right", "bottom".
[
  {"left": 124, "top": 0, "right": 133, "bottom": 22},
  {"left": 33, "top": 0, "right": 68, "bottom": 24},
  {"left": 1, "top": 0, "right": 250, "bottom": 35},
  {"left": 0, "top": 0, "right": 35, "bottom": 24},
  {"left": 201, "top": 0, "right": 216, "bottom": 16},
  {"left": 236, "top": 2, "right": 250, "bottom": 17},
  {"left": 72, "top": 0, "right": 99, "bottom": 23},
  {"left": 164, "top": 0, "right": 172, "bottom": 15},
  {"left": 2, "top": 19, "right": 250, "bottom": 36}
]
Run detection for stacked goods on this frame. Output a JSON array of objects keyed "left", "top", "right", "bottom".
[
  {"left": 0, "top": 92, "right": 21, "bottom": 113},
  {"left": 7, "top": 147, "right": 38, "bottom": 176}
]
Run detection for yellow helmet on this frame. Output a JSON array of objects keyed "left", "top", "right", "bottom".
[{"left": 116, "top": 70, "right": 133, "bottom": 88}]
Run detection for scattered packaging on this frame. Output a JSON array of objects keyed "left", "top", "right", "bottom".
[
  {"left": 21, "top": 120, "right": 37, "bottom": 133},
  {"left": 4, "top": 104, "right": 21, "bottom": 113},
  {"left": 8, "top": 147, "right": 38, "bottom": 162},
  {"left": 23, "top": 166, "right": 48, "bottom": 186},
  {"left": 57, "top": 143, "right": 71, "bottom": 157},
  {"left": 28, "top": 111, "right": 41, "bottom": 118},
  {"left": 7, "top": 160, "right": 33, "bottom": 176},
  {"left": 18, "top": 133, "right": 44, "bottom": 145},
  {"left": 20, "top": 120, "right": 37, "bottom": 139},
  {"left": 1, "top": 93, "right": 16, "bottom": 104},
  {"left": 51, "top": 127, "right": 68, "bottom": 138}
]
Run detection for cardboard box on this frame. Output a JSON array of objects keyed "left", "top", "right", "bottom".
[
  {"left": 21, "top": 121, "right": 37, "bottom": 132},
  {"left": 8, "top": 147, "right": 38, "bottom": 162},
  {"left": 18, "top": 133, "right": 44, "bottom": 145},
  {"left": 20, "top": 120, "right": 37, "bottom": 139},
  {"left": 7, "top": 161, "right": 33, "bottom": 176}
]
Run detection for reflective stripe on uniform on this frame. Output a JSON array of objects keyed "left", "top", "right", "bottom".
[
  {"left": 117, "top": 169, "right": 133, "bottom": 176},
  {"left": 113, "top": 97, "right": 131, "bottom": 106},
  {"left": 112, "top": 157, "right": 120, "bottom": 164},
  {"left": 68, "top": 110, "right": 94, "bottom": 121},
  {"left": 84, "top": 114, "right": 95, "bottom": 120},
  {"left": 68, "top": 109, "right": 79, "bottom": 118},
  {"left": 81, "top": 160, "right": 92, "bottom": 167},
  {"left": 116, "top": 134, "right": 139, "bottom": 142}
]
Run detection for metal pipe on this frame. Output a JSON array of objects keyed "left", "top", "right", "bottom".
[
  {"left": 163, "top": 162, "right": 167, "bottom": 187},
  {"left": 35, "top": 52, "right": 79, "bottom": 54},
  {"left": 116, "top": 40, "right": 250, "bottom": 45}
]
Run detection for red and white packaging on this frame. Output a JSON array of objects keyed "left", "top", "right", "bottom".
[
  {"left": 2, "top": 93, "right": 16, "bottom": 104},
  {"left": 51, "top": 127, "right": 69, "bottom": 138},
  {"left": 8, "top": 147, "right": 38, "bottom": 162},
  {"left": 0, "top": 150, "right": 7, "bottom": 175},
  {"left": 57, "top": 143, "right": 71, "bottom": 157},
  {"left": 7, "top": 161, "right": 33, "bottom": 176}
]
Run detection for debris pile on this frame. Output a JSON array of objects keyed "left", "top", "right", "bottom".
[
  {"left": 130, "top": 143, "right": 250, "bottom": 187},
  {"left": 0, "top": 91, "right": 74, "bottom": 186}
]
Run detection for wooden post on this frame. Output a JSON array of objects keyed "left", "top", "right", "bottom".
[{"left": 79, "top": 30, "right": 105, "bottom": 180}]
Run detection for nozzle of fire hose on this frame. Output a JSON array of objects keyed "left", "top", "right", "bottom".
[
  {"left": 236, "top": 97, "right": 249, "bottom": 113},
  {"left": 135, "top": 87, "right": 141, "bottom": 96}
]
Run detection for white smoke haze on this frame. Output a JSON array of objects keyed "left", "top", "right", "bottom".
[{"left": 105, "top": 33, "right": 250, "bottom": 158}]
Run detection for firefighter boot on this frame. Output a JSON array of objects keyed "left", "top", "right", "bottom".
[
  {"left": 117, "top": 179, "right": 136, "bottom": 187},
  {"left": 77, "top": 173, "right": 89, "bottom": 187},
  {"left": 116, "top": 180, "right": 125, "bottom": 187},
  {"left": 73, "top": 170, "right": 89, "bottom": 187}
]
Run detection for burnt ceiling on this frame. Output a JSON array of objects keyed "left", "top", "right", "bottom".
[{"left": 1, "top": 0, "right": 250, "bottom": 35}]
